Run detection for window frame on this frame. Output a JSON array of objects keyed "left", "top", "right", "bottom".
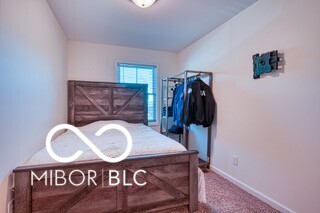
[{"left": 116, "top": 62, "right": 158, "bottom": 125}]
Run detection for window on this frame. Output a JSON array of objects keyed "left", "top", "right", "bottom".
[{"left": 117, "top": 63, "right": 157, "bottom": 123}]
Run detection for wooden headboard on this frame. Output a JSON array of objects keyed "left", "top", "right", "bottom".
[{"left": 68, "top": 81, "right": 148, "bottom": 127}]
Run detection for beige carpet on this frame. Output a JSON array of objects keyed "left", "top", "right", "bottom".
[{"left": 158, "top": 170, "right": 279, "bottom": 213}]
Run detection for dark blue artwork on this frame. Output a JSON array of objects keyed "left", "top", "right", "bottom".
[{"left": 253, "top": 50, "right": 280, "bottom": 79}]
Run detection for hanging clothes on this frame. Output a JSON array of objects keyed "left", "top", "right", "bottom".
[
  {"left": 162, "top": 106, "right": 173, "bottom": 117},
  {"left": 162, "top": 84, "right": 178, "bottom": 117},
  {"left": 181, "top": 78, "right": 215, "bottom": 127},
  {"left": 172, "top": 84, "right": 184, "bottom": 127}
]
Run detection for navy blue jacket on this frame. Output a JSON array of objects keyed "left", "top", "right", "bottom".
[{"left": 173, "top": 84, "right": 184, "bottom": 127}]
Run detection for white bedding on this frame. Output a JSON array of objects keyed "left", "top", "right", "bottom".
[{"left": 26, "top": 120, "right": 206, "bottom": 203}]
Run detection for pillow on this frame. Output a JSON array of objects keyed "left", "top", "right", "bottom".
[{"left": 78, "top": 120, "right": 131, "bottom": 132}]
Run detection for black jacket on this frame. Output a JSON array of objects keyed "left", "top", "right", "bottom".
[{"left": 182, "top": 79, "right": 215, "bottom": 127}]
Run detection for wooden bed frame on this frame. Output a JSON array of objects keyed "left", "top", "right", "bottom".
[{"left": 13, "top": 81, "right": 199, "bottom": 213}]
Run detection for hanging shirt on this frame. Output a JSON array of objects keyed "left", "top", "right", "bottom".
[{"left": 173, "top": 84, "right": 184, "bottom": 127}]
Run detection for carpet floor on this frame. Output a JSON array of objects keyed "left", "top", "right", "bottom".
[{"left": 157, "top": 170, "right": 279, "bottom": 213}]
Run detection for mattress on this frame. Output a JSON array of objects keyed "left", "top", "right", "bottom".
[{"left": 26, "top": 120, "right": 206, "bottom": 203}]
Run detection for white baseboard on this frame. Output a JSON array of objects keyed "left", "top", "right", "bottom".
[{"left": 210, "top": 165, "right": 295, "bottom": 213}]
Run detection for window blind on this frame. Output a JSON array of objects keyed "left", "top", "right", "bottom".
[{"left": 117, "top": 63, "right": 157, "bottom": 122}]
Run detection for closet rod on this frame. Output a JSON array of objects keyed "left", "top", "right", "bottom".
[
  {"left": 186, "top": 70, "right": 213, "bottom": 75},
  {"left": 164, "top": 70, "right": 213, "bottom": 80},
  {"left": 161, "top": 77, "right": 182, "bottom": 82}
]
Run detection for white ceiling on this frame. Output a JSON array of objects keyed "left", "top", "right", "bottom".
[{"left": 47, "top": 0, "right": 257, "bottom": 53}]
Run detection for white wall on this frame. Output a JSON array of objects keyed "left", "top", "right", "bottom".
[
  {"left": 178, "top": 0, "right": 320, "bottom": 212},
  {"left": 68, "top": 41, "right": 179, "bottom": 126},
  {"left": 0, "top": 0, "right": 67, "bottom": 211}
]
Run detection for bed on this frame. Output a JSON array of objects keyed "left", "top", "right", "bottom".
[{"left": 13, "top": 81, "right": 205, "bottom": 213}]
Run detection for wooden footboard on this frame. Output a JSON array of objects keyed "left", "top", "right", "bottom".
[{"left": 13, "top": 151, "right": 199, "bottom": 213}]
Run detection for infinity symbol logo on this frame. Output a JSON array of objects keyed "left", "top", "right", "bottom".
[{"left": 46, "top": 124, "right": 133, "bottom": 163}]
